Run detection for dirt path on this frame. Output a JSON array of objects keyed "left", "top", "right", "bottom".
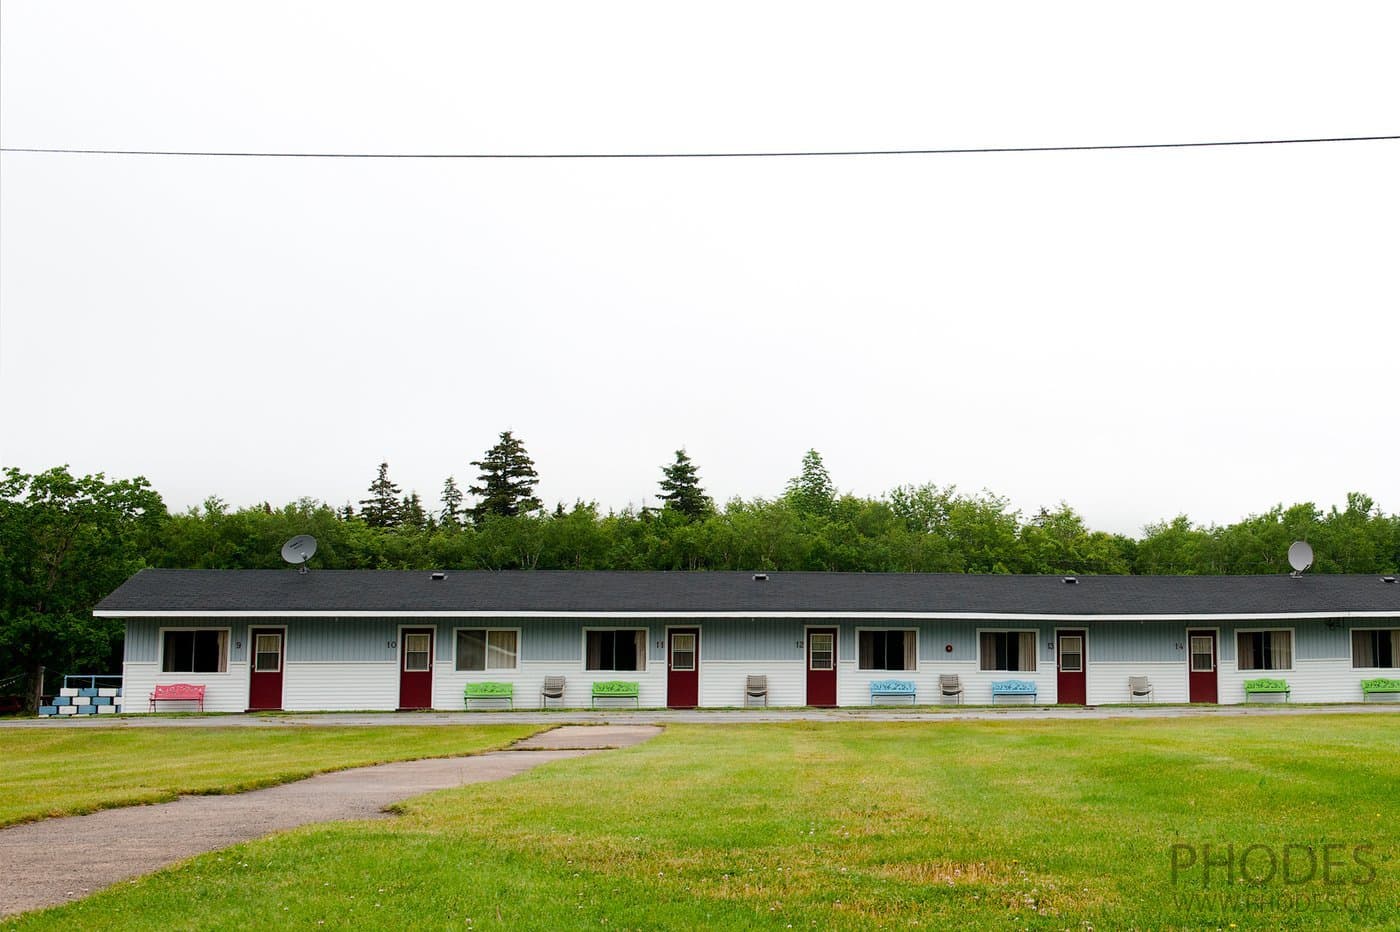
[{"left": 0, "top": 725, "right": 660, "bottom": 918}]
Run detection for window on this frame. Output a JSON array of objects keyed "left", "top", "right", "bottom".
[
  {"left": 1058, "top": 635, "right": 1082, "bottom": 673},
  {"left": 161, "top": 629, "right": 228, "bottom": 673},
  {"left": 809, "top": 632, "right": 834, "bottom": 671},
  {"left": 455, "top": 629, "right": 519, "bottom": 671},
  {"left": 253, "top": 634, "right": 281, "bottom": 673},
  {"left": 1190, "top": 636, "right": 1215, "bottom": 672},
  {"left": 586, "top": 630, "right": 647, "bottom": 671},
  {"left": 979, "top": 631, "right": 1037, "bottom": 672},
  {"left": 670, "top": 633, "right": 696, "bottom": 671},
  {"left": 1352, "top": 629, "right": 1400, "bottom": 668},
  {"left": 402, "top": 633, "right": 433, "bottom": 671},
  {"left": 1236, "top": 630, "right": 1292, "bottom": 671},
  {"left": 858, "top": 630, "right": 916, "bottom": 671}
]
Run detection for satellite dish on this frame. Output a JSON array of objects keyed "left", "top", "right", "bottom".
[
  {"left": 1287, "top": 540, "right": 1314, "bottom": 575},
  {"left": 281, "top": 535, "right": 318, "bottom": 573}
]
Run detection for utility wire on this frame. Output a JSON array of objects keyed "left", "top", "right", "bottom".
[{"left": 1, "top": 134, "right": 1397, "bottom": 160}]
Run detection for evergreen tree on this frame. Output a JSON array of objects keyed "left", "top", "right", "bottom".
[
  {"left": 469, "top": 431, "right": 542, "bottom": 521},
  {"left": 658, "top": 448, "right": 711, "bottom": 519},
  {"left": 359, "top": 462, "right": 403, "bottom": 528},
  {"left": 440, "top": 477, "right": 463, "bottom": 525},
  {"left": 786, "top": 448, "right": 836, "bottom": 516},
  {"left": 400, "top": 492, "right": 428, "bottom": 530}
]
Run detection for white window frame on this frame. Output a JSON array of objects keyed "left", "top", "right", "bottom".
[
  {"left": 582, "top": 626, "right": 649, "bottom": 673},
  {"left": 1350, "top": 626, "right": 1400, "bottom": 669},
  {"left": 1055, "top": 629, "right": 1085, "bottom": 674},
  {"left": 805, "top": 626, "right": 837, "bottom": 671},
  {"left": 250, "top": 626, "right": 286, "bottom": 674},
  {"left": 395, "top": 624, "right": 436, "bottom": 676},
  {"left": 854, "top": 627, "right": 918, "bottom": 672},
  {"left": 157, "top": 626, "right": 232, "bottom": 675},
  {"left": 1234, "top": 627, "right": 1295, "bottom": 673},
  {"left": 665, "top": 626, "right": 700, "bottom": 674},
  {"left": 1189, "top": 633, "right": 1216, "bottom": 673},
  {"left": 452, "top": 627, "right": 522, "bottom": 673},
  {"left": 975, "top": 628, "right": 1040, "bottom": 673}
]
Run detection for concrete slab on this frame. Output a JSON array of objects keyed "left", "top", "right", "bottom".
[{"left": 513, "top": 724, "right": 662, "bottom": 749}]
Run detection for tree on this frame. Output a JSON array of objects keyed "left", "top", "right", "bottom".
[
  {"left": 440, "top": 477, "right": 464, "bottom": 526},
  {"left": 469, "top": 431, "right": 542, "bottom": 522},
  {"left": 785, "top": 449, "right": 836, "bottom": 516},
  {"left": 658, "top": 448, "right": 711, "bottom": 519},
  {"left": 0, "top": 466, "right": 167, "bottom": 709},
  {"left": 358, "top": 462, "right": 403, "bottom": 528},
  {"left": 400, "top": 492, "right": 428, "bottom": 531}
]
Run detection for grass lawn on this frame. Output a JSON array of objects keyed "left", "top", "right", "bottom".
[
  {"left": 7, "top": 715, "right": 1399, "bottom": 930},
  {"left": 0, "top": 724, "right": 542, "bottom": 827}
]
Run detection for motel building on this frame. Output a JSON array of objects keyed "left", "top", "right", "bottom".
[{"left": 93, "top": 569, "right": 1400, "bottom": 712}]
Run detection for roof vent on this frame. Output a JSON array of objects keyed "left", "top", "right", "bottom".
[
  {"left": 753, "top": 573, "right": 768, "bottom": 582},
  {"left": 1384, "top": 576, "right": 1397, "bottom": 584},
  {"left": 1062, "top": 576, "right": 1078, "bottom": 584},
  {"left": 431, "top": 571, "right": 446, "bottom": 581}
]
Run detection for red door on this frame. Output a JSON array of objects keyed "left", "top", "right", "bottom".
[
  {"left": 1188, "top": 630, "right": 1218, "bottom": 703},
  {"left": 667, "top": 628, "right": 699, "bottom": 708},
  {"left": 398, "top": 628, "right": 434, "bottom": 710},
  {"left": 248, "top": 628, "right": 284, "bottom": 711},
  {"left": 806, "top": 628, "right": 837, "bottom": 707},
  {"left": 1056, "top": 630, "right": 1086, "bottom": 705}
]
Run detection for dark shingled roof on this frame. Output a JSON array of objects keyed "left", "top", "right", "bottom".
[{"left": 95, "top": 569, "right": 1400, "bottom": 616}]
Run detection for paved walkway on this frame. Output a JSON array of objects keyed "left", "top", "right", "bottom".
[
  {"left": 0, "top": 725, "right": 660, "bottom": 918},
  {"left": 3, "top": 703, "right": 1396, "bottom": 729}
]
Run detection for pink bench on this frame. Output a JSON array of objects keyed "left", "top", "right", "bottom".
[{"left": 149, "top": 683, "right": 206, "bottom": 712}]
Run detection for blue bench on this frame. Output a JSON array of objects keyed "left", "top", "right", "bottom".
[
  {"left": 991, "top": 679, "right": 1037, "bottom": 705},
  {"left": 869, "top": 679, "right": 916, "bottom": 705}
]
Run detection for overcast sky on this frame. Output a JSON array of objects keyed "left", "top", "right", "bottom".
[{"left": 2, "top": 1, "right": 1397, "bottom": 535}]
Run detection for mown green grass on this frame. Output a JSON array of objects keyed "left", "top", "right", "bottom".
[
  {"left": 7, "top": 715, "right": 1399, "bottom": 930},
  {"left": 0, "top": 724, "right": 541, "bottom": 826}
]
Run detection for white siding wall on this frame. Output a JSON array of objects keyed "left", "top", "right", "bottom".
[
  {"left": 122, "top": 660, "right": 250, "bottom": 713},
  {"left": 1217, "top": 656, "right": 1372, "bottom": 704},
  {"left": 698, "top": 660, "right": 805, "bottom": 707},
  {"left": 1085, "top": 661, "right": 1189, "bottom": 704},
  {"left": 434, "top": 662, "right": 668, "bottom": 710},
  {"left": 123, "top": 617, "right": 1396, "bottom": 711},
  {"left": 282, "top": 662, "right": 399, "bottom": 711},
  {"left": 835, "top": 661, "right": 1059, "bottom": 705}
]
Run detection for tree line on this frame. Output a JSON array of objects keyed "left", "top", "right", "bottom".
[{"left": 3, "top": 433, "right": 1398, "bottom": 701}]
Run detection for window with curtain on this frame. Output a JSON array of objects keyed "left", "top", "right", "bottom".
[
  {"left": 858, "top": 630, "right": 916, "bottom": 671},
  {"left": 1236, "top": 630, "right": 1293, "bottom": 671},
  {"left": 586, "top": 630, "right": 647, "bottom": 671},
  {"left": 979, "top": 631, "right": 1037, "bottom": 672},
  {"left": 161, "top": 630, "right": 228, "bottom": 673},
  {"left": 456, "top": 629, "right": 519, "bottom": 671},
  {"left": 1352, "top": 629, "right": 1399, "bottom": 668}
]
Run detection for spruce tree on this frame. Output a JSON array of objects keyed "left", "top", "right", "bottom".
[
  {"left": 359, "top": 462, "right": 403, "bottom": 527},
  {"left": 400, "top": 492, "right": 428, "bottom": 530},
  {"left": 469, "top": 430, "right": 542, "bottom": 521},
  {"left": 658, "top": 448, "right": 711, "bottom": 519},
  {"left": 786, "top": 448, "right": 836, "bottom": 516},
  {"left": 440, "top": 476, "right": 463, "bottom": 525}
]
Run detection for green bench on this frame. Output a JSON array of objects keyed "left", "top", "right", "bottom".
[
  {"left": 591, "top": 680, "right": 640, "bottom": 709},
  {"left": 1243, "top": 678, "right": 1290, "bottom": 702},
  {"left": 1361, "top": 678, "right": 1400, "bottom": 702},
  {"left": 464, "top": 682, "right": 514, "bottom": 710}
]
